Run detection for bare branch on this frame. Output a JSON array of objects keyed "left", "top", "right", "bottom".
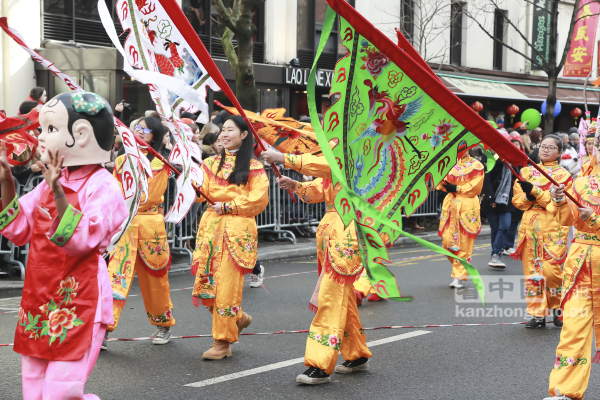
[
  {"left": 211, "top": 0, "right": 238, "bottom": 34},
  {"left": 221, "top": 27, "right": 239, "bottom": 72}
]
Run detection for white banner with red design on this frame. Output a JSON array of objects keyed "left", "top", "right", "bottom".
[
  {"left": 0, "top": 17, "right": 150, "bottom": 256},
  {"left": 99, "top": 0, "right": 212, "bottom": 223}
]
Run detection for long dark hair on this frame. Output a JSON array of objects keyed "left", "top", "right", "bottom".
[
  {"left": 217, "top": 115, "right": 254, "bottom": 186},
  {"left": 140, "top": 117, "right": 165, "bottom": 162}
]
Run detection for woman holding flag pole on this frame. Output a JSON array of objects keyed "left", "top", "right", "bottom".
[
  {"left": 105, "top": 117, "right": 177, "bottom": 348},
  {"left": 263, "top": 146, "right": 372, "bottom": 385},
  {"left": 191, "top": 115, "right": 269, "bottom": 360}
]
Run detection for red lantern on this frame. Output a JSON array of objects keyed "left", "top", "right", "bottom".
[
  {"left": 571, "top": 107, "right": 582, "bottom": 125},
  {"left": 471, "top": 101, "right": 483, "bottom": 114},
  {"left": 507, "top": 104, "right": 519, "bottom": 123}
]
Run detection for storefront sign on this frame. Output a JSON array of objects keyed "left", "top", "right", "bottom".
[
  {"left": 563, "top": 0, "right": 600, "bottom": 77},
  {"left": 442, "top": 77, "right": 528, "bottom": 99},
  {"left": 285, "top": 67, "right": 333, "bottom": 87},
  {"left": 531, "top": 0, "right": 551, "bottom": 71}
]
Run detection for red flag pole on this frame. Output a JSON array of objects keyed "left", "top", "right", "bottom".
[
  {"left": 527, "top": 160, "right": 584, "bottom": 208},
  {"left": 133, "top": 135, "right": 215, "bottom": 205},
  {"left": 497, "top": 157, "right": 583, "bottom": 208}
]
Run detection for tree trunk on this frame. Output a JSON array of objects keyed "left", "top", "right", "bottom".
[
  {"left": 232, "top": 18, "right": 259, "bottom": 112},
  {"left": 545, "top": 70, "right": 557, "bottom": 135}
]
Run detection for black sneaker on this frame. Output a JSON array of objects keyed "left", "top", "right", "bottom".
[
  {"left": 525, "top": 317, "right": 546, "bottom": 329},
  {"left": 101, "top": 331, "right": 109, "bottom": 350},
  {"left": 553, "top": 309, "right": 563, "bottom": 328},
  {"left": 334, "top": 357, "right": 369, "bottom": 374},
  {"left": 296, "top": 366, "right": 331, "bottom": 385}
]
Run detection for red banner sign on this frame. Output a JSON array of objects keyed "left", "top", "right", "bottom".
[{"left": 564, "top": 0, "right": 600, "bottom": 77}]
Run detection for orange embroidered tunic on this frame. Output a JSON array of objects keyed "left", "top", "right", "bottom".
[
  {"left": 512, "top": 161, "right": 572, "bottom": 264},
  {"left": 191, "top": 151, "right": 269, "bottom": 305},
  {"left": 284, "top": 153, "right": 363, "bottom": 284},
  {"left": 437, "top": 156, "right": 485, "bottom": 244},
  {"left": 110, "top": 154, "right": 171, "bottom": 286}
]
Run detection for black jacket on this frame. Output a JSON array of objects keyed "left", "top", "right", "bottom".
[{"left": 481, "top": 160, "right": 517, "bottom": 214}]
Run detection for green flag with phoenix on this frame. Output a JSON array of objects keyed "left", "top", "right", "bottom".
[{"left": 307, "top": 1, "right": 529, "bottom": 303}]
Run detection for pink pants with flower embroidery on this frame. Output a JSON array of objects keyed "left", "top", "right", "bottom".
[{"left": 21, "top": 322, "right": 105, "bottom": 400}]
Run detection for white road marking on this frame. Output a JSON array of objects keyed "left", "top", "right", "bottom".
[
  {"left": 184, "top": 330, "right": 431, "bottom": 388},
  {"left": 0, "top": 296, "right": 21, "bottom": 311}
]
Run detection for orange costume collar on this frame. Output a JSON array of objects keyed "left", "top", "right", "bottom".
[{"left": 445, "top": 156, "right": 484, "bottom": 184}]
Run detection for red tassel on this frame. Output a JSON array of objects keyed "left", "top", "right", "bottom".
[
  {"left": 192, "top": 296, "right": 200, "bottom": 308},
  {"left": 323, "top": 256, "right": 362, "bottom": 285},
  {"left": 167, "top": 253, "right": 172, "bottom": 272},
  {"left": 459, "top": 223, "right": 480, "bottom": 239},
  {"left": 592, "top": 351, "right": 600, "bottom": 364},
  {"left": 445, "top": 168, "right": 484, "bottom": 185},
  {"left": 113, "top": 299, "right": 126, "bottom": 309},
  {"left": 140, "top": 258, "right": 169, "bottom": 278},
  {"left": 191, "top": 261, "right": 199, "bottom": 276},
  {"left": 248, "top": 168, "right": 266, "bottom": 179},
  {"left": 510, "top": 252, "right": 522, "bottom": 261},
  {"left": 201, "top": 298, "right": 215, "bottom": 308},
  {"left": 234, "top": 261, "right": 254, "bottom": 275},
  {"left": 308, "top": 303, "right": 318, "bottom": 313},
  {"left": 323, "top": 179, "right": 332, "bottom": 190}
]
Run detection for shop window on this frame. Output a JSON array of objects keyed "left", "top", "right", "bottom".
[
  {"left": 450, "top": 2, "right": 464, "bottom": 66},
  {"left": 400, "top": 0, "right": 414, "bottom": 43},
  {"left": 493, "top": 9, "right": 505, "bottom": 70},
  {"left": 42, "top": 0, "right": 124, "bottom": 46},
  {"left": 83, "top": 75, "right": 110, "bottom": 102}
]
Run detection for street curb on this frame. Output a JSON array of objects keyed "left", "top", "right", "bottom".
[{"left": 0, "top": 226, "right": 493, "bottom": 289}]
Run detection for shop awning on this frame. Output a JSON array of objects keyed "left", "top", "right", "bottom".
[{"left": 439, "top": 73, "right": 600, "bottom": 105}]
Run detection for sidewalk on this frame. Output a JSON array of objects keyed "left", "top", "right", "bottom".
[{"left": 0, "top": 225, "right": 492, "bottom": 293}]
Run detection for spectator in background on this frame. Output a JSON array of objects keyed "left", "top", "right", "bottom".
[
  {"left": 201, "top": 132, "right": 218, "bottom": 159},
  {"left": 558, "top": 133, "right": 574, "bottom": 150},
  {"left": 528, "top": 128, "right": 542, "bottom": 163},
  {"left": 18, "top": 101, "right": 38, "bottom": 116},
  {"left": 26, "top": 87, "right": 47, "bottom": 105},
  {"left": 482, "top": 133, "right": 519, "bottom": 269},
  {"left": 210, "top": 110, "right": 220, "bottom": 122},
  {"left": 199, "top": 122, "right": 220, "bottom": 142},
  {"left": 569, "top": 132, "right": 581, "bottom": 152}
]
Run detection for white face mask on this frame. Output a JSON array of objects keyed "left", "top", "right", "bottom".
[{"left": 38, "top": 95, "right": 111, "bottom": 167}]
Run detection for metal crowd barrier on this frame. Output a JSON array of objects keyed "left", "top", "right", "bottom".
[{"left": 2, "top": 167, "right": 440, "bottom": 278}]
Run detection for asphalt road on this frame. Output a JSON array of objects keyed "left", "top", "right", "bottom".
[{"left": 0, "top": 238, "right": 598, "bottom": 399}]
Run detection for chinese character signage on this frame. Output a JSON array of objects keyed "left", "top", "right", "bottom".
[
  {"left": 531, "top": 0, "right": 551, "bottom": 71},
  {"left": 564, "top": 0, "right": 600, "bottom": 77}
]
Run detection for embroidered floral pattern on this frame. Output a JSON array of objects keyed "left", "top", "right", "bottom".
[
  {"left": 334, "top": 232, "right": 359, "bottom": 260},
  {"left": 147, "top": 308, "right": 173, "bottom": 323},
  {"left": 144, "top": 231, "right": 167, "bottom": 256},
  {"left": 18, "top": 277, "right": 84, "bottom": 345},
  {"left": 308, "top": 331, "right": 342, "bottom": 351},
  {"left": 553, "top": 355, "right": 588, "bottom": 370},
  {"left": 222, "top": 202, "right": 234, "bottom": 214},
  {"left": 215, "top": 305, "right": 240, "bottom": 317},
  {"left": 49, "top": 204, "right": 83, "bottom": 247},
  {"left": 234, "top": 228, "right": 257, "bottom": 253}
]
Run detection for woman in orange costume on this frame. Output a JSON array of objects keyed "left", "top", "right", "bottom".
[
  {"left": 262, "top": 146, "right": 372, "bottom": 385},
  {"left": 106, "top": 117, "right": 175, "bottom": 347},
  {"left": 437, "top": 147, "right": 484, "bottom": 289},
  {"left": 512, "top": 135, "right": 572, "bottom": 329},
  {"left": 544, "top": 133, "right": 600, "bottom": 400},
  {"left": 580, "top": 132, "right": 599, "bottom": 177},
  {"left": 191, "top": 116, "right": 269, "bottom": 360}
]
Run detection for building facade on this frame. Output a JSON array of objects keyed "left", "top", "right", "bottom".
[{"left": 0, "top": 0, "right": 597, "bottom": 131}]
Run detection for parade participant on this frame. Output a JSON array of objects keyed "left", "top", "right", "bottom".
[
  {"left": 580, "top": 133, "right": 599, "bottom": 177},
  {"left": 106, "top": 117, "right": 176, "bottom": 347},
  {"left": 262, "top": 147, "right": 372, "bottom": 385},
  {"left": 354, "top": 271, "right": 384, "bottom": 303},
  {"left": 543, "top": 137, "right": 600, "bottom": 400},
  {"left": 437, "top": 145, "right": 485, "bottom": 289},
  {"left": 0, "top": 92, "right": 127, "bottom": 399},
  {"left": 512, "top": 135, "right": 572, "bottom": 329},
  {"left": 191, "top": 115, "right": 269, "bottom": 360}
]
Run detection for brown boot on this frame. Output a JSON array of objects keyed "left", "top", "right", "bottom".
[
  {"left": 236, "top": 312, "right": 253, "bottom": 333},
  {"left": 202, "top": 339, "right": 232, "bottom": 360}
]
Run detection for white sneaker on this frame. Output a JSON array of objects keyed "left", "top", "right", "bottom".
[
  {"left": 153, "top": 326, "right": 172, "bottom": 345},
  {"left": 250, "top": 264, "right": 264, "bottom": 288},
  {"left": 502, "top": 248, "right": 515, "bottom": 256},
  {"left": 543, "top": 389, "right": 572, "bottom": 399},
  {"left": 488, "top": 254, "right": 506, "bottom": 269},
  {"left": 449, "top": 278, "right": 464, "bottom": 289}
]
